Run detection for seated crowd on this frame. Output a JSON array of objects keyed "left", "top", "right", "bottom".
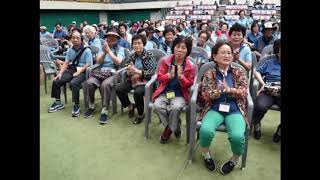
[{"left": 40, "top": 1, "right": 281, "bottom": 175}]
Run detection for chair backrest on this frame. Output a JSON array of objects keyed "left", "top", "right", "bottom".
[
  {"left": 40, "top": 38, "right": 59, "bottom": 50},
  {"left": 190, "top": 46, "right": 209, "bottom": 61},
  {"left": 196, "top": 61, "right": 216, "bottom": 84},
  {"left": 40, "top": 45, "right": 53, "bottom": 63},
  {"left": 43, "top": 34, "right": 53, "bottom": 38},
  {"left": 40, "top": 45, "right": 58, "bottom": 74},
  {"left": 147, "top": 48, "right": 166, "bottom": 61},
  {"left": 149, "top": 41, "right": 158, "bottom": 49},
  {"left": 261, "top": 44, "right": 273, "bottom": 58},
  {"left": 249, "top": 51, "right": 257, "bottom": 90},
  {"left": 100, "top": 39, "right": 105, "bottom": 46},
  {"left": 256, "top": 54, "right": 277, "bottom": 69},
  {"left": 119, "top": 48, "right": 131, "bottom": 68},
  {"left": 205, "top": 41, "right": 214, "bottom": 50},
  {"left": 88, "top": 45, "right": 99, "bottom": 55}
]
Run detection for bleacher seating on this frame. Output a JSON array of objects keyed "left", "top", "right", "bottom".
[
  {"left": 174, "top": 6, "right": 193, "bottom": 11},
  {"left": 225, "top": 4, "right": 248, "bottom": 15},
  {"left": 193, "top": 10, "right": 215, "bottom": 15},
  {"left": 252, "top": 9, "right": 276, "bottom": 20},
  {"left": 197, "top": 5, "right": 217, "bottom": 10},
  {"left": 165, "top": 15, "right": 186, "bottom": 20},
  {"left": 189, "top": 15, "right": 212, "bottom": 21}
]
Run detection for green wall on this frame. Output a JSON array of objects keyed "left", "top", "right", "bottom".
[
  {"left": 40, "top": 10, "right": 100, "bottom": 33},
  {"left": 107, "top": 9, "right": 159, "bottom": 24},
  {"left": 40, "top": 9, "right": 160, "bottom": 32}
]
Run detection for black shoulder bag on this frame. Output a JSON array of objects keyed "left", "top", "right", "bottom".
[{"left": 67, "top": 47, "right": 87, "bottom": 73}]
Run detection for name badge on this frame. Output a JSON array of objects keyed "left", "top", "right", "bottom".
[
  {"left": 166, "top": 91, "right": 176, "bottom": 99},
  {"left": 219, "top": 102, "right": 230, "bottom": 113}
]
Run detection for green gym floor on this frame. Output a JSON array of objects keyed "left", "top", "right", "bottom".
[{"left": 40, "top": 81, "right": 280, "bottom": 180}]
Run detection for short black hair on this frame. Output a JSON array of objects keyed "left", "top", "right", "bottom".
[
  {"left": 137, "top": 28, "right": 146, "bottom": 35},
  {"left": 55, "top": 22, "right": 62, "bottom": 27},
  {"left": 220, "top": 22, "right": 229, "bottom": 29},
  {"left": 118, "top": 23, "right": 127, "bottom": 30},
  {"left": 145, "top": 26, "right": 154, "bottom": 34},
  {"left": 163, "top": 27, "right": 175, "bottom": 37},
  {"left": 198, "top": 30, "right": 210, "bottom": 41},
  {"left": 229, "top": 23, "right": 247, "bottom": 37},
  {"left": 238, "top": 10, "right": 246, "bottom": 15},
  {"left": 171, "top": 35, "right": 193, "bottom": 57},
  {"left": 273, "top": 39, "right": 281, "bottom": 55},
  {"left": 200, "top": 23, "right": 208, "bottom": 30},
  {"left": 131, "top": 34, "right": 147, "bottom": 46},
  {"left": 70, "top": 28, "right": 84, "bottom": 41},
  {"left": 251, "top": 22, "right": 259, "bottom": 32}
]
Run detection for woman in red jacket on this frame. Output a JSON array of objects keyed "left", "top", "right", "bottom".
[
  {"left": 215, "top": 22, "right": 231, "bottom": 42},
  {"left": 152, "top": 36, "right": 196, "bottom": 144}
]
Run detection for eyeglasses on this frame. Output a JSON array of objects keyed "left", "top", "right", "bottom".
[{"left": 218, "top": 51, "right": 232, "bottom": 56}]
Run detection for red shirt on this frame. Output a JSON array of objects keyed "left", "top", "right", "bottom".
[{"left": 152, "top": 54, "right": 196, "bottom": 102}]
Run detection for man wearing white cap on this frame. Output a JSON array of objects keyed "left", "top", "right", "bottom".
[
  {"left": 151, "top": 26, "right": 165, "bottom": 47},
  {"left": 253, "top": 21, "right": 276, "bottom": 59}
]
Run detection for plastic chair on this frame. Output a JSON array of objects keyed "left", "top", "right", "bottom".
[
  {"left": 144, "top": 56, "right": 198, "bottom": 144},
  {"left": 261, "top": 44, "right": 273, "bottom": 58},
  {"left": 40, "top": 45, "right": 68, "bottom": 103},
  {"left": 189, "top": 46, "right": 209, "bottom": 70},
  {"left": 188, "top": 62, "right": 254, "bottom": 170},
  {"left": 118, "top": 49, "right": 166, "bottom": 114}
]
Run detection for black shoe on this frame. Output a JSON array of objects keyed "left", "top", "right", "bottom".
[
  {"left": 133, "top": 114, "right": 144, "bottom": 125},
  {"left": 203, "top": 158, "right": 216, "bottom": 172},
  {"left": 273, "top": 125, "right": 281, "bottom": 143},
  {"left": 84, "top": 108, "right": 96, "bottom": 119},
  {"left": 253, "top": 123, "right": 261, "bottom": 140},
  {"left": 99, "top": 114, "right": 108, "bottom": 124},
  {"left": 220, "top": 160, "right": 237, "bottom": 175},
  {"left": 174, "top": 129, "right": 182, "bottom": 139},
  {"left": 254, "top": 130, "right": 261, "bottom": 140},
  {"left": 128, "top": 104, "right": 135, "bottom": 118}
]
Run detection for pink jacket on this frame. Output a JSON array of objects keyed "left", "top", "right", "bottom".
[
  {"left": 216, "top": 30, "right": 231, "bottom": 42},
  {"left": 152, "top": 54, "right": 196, "bottom": 102}
]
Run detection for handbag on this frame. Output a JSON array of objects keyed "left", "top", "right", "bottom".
[
  {"left": 67, "top": 47, "right": 87, "bottom": 73},
  {"left": 90, "top": 67, "right": 113, "bottom": 81},
  {"left": 264, "top": 81, "right": 281, "bottom": 97}
]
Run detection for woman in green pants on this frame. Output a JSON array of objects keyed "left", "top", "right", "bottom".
[{"left": 198, "top": 41, "right": 249, "bottom": 175}]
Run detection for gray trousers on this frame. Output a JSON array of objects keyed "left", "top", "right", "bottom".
[
  {"left": 83, "top": 76, "right": 115, "bottom": 109},
  {"left": 153, "top": 94, "right": 186, "bottom": 132}
]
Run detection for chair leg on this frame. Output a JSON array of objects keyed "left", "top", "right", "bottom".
[
  {"left": 186, "top": 108, "right": 190, "bottom": 144},
  {"left": 63, "top": 84, "right": 67, "bottom": 104},
  {"left": 241, "top": 129, "right": 249, "bottom": 169},
  {"left": 44, "top": 74, "right": 48, "bottom": 94},
  {"left": 111, "top": 89, "right": 117, "bottom": 114},
  {"left": 188, "top": 120, "right": 196, "bottom": 163},
  {"left": 144, "top": 106, "right": 152, "bottom": 139},
  {"left": 82, "top": 83, "right": 88, "bottom": 110}
]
